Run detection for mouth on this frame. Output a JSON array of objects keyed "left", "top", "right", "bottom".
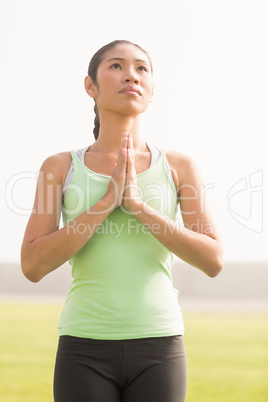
[{"left": 119, "top": 86, "right": 141, "bottom": 96}]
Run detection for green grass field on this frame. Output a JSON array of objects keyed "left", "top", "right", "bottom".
[{"left": 0, "top": 302, "right": 267, "bottom": 402}]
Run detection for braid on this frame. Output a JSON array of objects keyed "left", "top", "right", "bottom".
[{"left": 93, "top": 101, "right": 100, "bottom": 140}]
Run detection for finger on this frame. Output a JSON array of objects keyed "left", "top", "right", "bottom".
[
  {"left": 129, "top": 133, "right": 135, "bottom": 164},
  {"left": 113, "top": 133, "right": 129, "bottom": 176},
  {"left": 116, "top": 146, "right": 127, "bottom": 172},
  {"left": 129, "top": 132, "right": 133, "bottom": 150},
  {"left": 126, "top": 148, "right": 136, "bottom": 179},
  {"left": 122, "top": 132, "right": 129, "bottom": 148},
  {"left": 125, "top": 149, "right": 139, "bottom": 200},
  {"left": 121, "top": 134, "right": 128, "bottom": 149},
  {"left": 127, "top": 132, "right": 133, "bottom": 151},
  {"left": 116, "top": 136, "right": 127, "bottom": 164}
]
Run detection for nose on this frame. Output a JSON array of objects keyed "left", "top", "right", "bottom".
[{"left": 124, "top": 68, "right": 140, "bottom": 85}]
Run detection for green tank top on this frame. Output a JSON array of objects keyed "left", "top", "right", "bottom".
[{"left": 58, "top": 148, "right": 185, "bottom": 339}]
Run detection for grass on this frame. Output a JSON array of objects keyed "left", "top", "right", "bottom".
[
  {"left": 0, "top": 302, "right": 268, "bottom": 401},
  {"left": 0, "top": 302, "right": 62, "bottom": 402},
  {"left": 183, "top": 312, "right": 268, "bottom": 402}
]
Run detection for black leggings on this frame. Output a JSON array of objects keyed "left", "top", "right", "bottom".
[{"left": 54, "top": 335, "right": 187, "bottom": 402}]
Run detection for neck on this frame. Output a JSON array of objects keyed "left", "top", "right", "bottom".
[{"left": 91, "top": 111, "right": 146, "bottom": 152}]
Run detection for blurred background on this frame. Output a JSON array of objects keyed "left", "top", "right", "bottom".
[
  {"left": 1, "top": 1, "right": 267, "bottom": 401},
  {"left": 0, "top": 0, "right": 267, "bottom": 305}
]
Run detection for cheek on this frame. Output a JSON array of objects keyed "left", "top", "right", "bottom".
[{"left": 99, "top": 71, "right": 119, "bottom": 89}]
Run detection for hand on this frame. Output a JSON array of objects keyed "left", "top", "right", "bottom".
[
  {"left": 122, "top": 133, "right": 142, "bottom": 214},
  {"left": 105, "top": 134, "right": 128, "bottom": 209}
]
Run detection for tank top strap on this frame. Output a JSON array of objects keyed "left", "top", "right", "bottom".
[
  {"left": 63, "top": 144, "right": 173, "bottom": 202},
  {"left": 158, "top": 147, "right": 177, "bottom": 195},
  {"left": 62, "top": 147, "right": 89, "bottom": 202},
  {"left": 146, "top": 142, "right": 162, "bottom": 167},
  {"left": 74, "top": 146, "right": 88, "bottom": 163}
]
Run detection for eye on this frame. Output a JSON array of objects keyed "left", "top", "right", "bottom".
[
  {"left": 137, "top": 66, "right": 149, "bottom": 72},
  {"left": 109, "top": 63, "right": 122, "bottom": 69}
]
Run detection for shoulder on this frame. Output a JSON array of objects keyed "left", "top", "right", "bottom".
[
  {"left": 39, "top": 151, "right": 72, "bottom": 187},
  {"left": 165, "top": 149, "right": 195, "bottom": 170},
  {"left": 165, "top": 149, "right": 200, "bottom": 189}
]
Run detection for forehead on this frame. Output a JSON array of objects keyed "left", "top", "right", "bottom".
[{"left": 101, "top": 44, "right": 151, "bottom": 65}]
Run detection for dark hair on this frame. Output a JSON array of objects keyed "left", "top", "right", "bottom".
[{"left": 87, "top": 40, "right": 153, "bottom": 140}]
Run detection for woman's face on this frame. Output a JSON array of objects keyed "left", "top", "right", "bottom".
[{"left": 92, "top": 44, "right": 154, "bottom": 116}]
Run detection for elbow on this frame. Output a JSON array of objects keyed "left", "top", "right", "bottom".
[
  {"left": 22, "top": 267, "right": 42, "bottom": 283},
  {"left": 21, "top": 258, "right": 42, "bottom": 283},
  {"left": 205, "top": 239, "right": 225, "bottom": 278},
  {"left": 21, "top": 244, "right": 44, "bottom": 283},
  {"left": 207, "top": 253, "right": 225, "bottom": 278}
]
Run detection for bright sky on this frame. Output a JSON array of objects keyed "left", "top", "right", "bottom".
[{"left": 1, "top": 0, "right": 267, "bottom": 263}]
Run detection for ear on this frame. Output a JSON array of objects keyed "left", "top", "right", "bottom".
[{"left": 84, "top": 76, "right": 97, "bottom": 98}]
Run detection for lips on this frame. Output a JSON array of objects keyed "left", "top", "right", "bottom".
[{"left": 119, "top": 86, "right": 141, "bottom": 96}]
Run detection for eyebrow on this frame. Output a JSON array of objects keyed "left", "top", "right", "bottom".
[{"left": 106, "top": 57, "right": 148, "bottom": 64}]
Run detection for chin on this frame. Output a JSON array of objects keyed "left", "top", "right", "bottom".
[
  {"left": 119, "top": 102, "right": 150, "bottom": 116},
  {"left": 103, "top": 99, "right": 150, "bottom": 117}
]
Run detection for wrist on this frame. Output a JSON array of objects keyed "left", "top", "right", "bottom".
[
  {"left": 98, "top": 193, "right": 118, "bottom": 214},
  {"left": 122, "top": 198, "right": 143, "bottom": 215}
]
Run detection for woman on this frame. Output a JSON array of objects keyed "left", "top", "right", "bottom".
[{"left": 21, "top": 40, "right": 224, "bottom": 402}]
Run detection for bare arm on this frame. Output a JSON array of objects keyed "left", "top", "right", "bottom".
[
  {"left": 126, "top": 204, "right": 224, "bottom": 277},
  {"left": 21, "top": 140, "right": 127, "bottom": 282},
  {"left": 123, "top": 136, "right": 224, "bottom": 277}
]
